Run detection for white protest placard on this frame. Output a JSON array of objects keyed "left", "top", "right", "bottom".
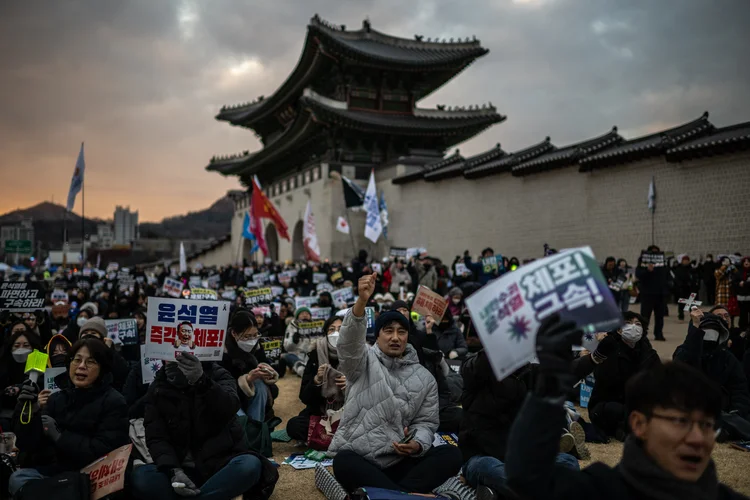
[
  {"left": 106, "top": 263, "right": 119, "bottom": 273},
  {"left": 331, "top": 287, "right": 354, "bottom": 307},
  {"left": 51, "top": 289, "right": 68, "bottom": 303},
  {"left": 188, "top": 276, "right": 201, "bottom": 288},
  {"left": 295, "top": 296, "right": 318, "bottom": 309},
  {"left": 278, "top": 271, "right": 294, "bottom": 286},
  {"left": 162, "top": 278, "right": 184, "bottom": 298},
  {"left": 372, "top": 263, "right": 382, "bottom": 274},
  {"left": 253, "top": 272, "right": 270, "bottom": 284},
  {"left": 221, "top": 289, "right": 237, "bottom": 301},
  {"left": 310, "top": 307, "right": 332, "bottom": 320},
  {"left": 272, "top": 302, "right": 282, "bottom": 316},
  {"left": 465, "top": 247, "right": 623, "bottom": 381},
  {"left": 316, "top": 282, "right": 334, "bottom": 293},
  {"left": 44, "top": 367, "right": 66, "bottom": 394},
  {"left": 145, "top": 297, "right": 231, "bottom": 361},
  {"left": 140, "top": 345, "right": 164, "bottom": 385},
  {"left": 406, "top": 247, "right": 428, "bottom": 259},
  {"left": 411, "top": 285, "right": 448, "bottom": 321},
  {"left": 207, "top": 274, "right": 220, "bottom": 289},
  {"left": 105, "top": 319, "right": 139, "bottom": 346},
  {"left": 81, "top": 444, "right": 132, "bottom": 500},
  {"left": 313, "top": 273, "right": 327, "bottom": 284},
  {"left": 455, "top": 262, "right": 471, "bottom": 277},
  {"left": 271, "top": 286, "right": 285, "bottom": 297}
]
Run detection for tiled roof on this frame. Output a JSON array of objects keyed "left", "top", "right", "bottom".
[
  {"left": 423, "top": 143, "right": 507, "bottom": 182},
  {"left": 579, "top": 112, "right": 713, "bottom": 171},
  {"left": 464, "top": 138, "right": 554, "bottom": 179},
  {"left": 512, "top": 127, "right": 622, "bottom": 176},
  {"left": 395, "top": 152, "right": 464, "bottom": 184},
  {"left": 666, "top": 121, "right": 750, "bottom": 161}
]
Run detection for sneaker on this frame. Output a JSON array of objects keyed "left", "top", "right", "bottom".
[
  {"left": 293, "top": 361, "right": 306, "bottom": 377},
  {"left": 433, "top": 475, "right": 477, "bottom": 500},
  {"left": 315, "top": 462, "right": 348, "bottom": 500},
  {"left": 559, "top": 432, "right": 575, "bottom": 454},
  {"left": 569, "top": 421, "right": 591, "bottom": 461},
  {"left": 476, "top": 485, "right": 499, "bottom": 500}
]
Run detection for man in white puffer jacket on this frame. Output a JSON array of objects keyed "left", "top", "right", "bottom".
[{"left": 330, "top": 273, "right": 463, "bottom": 494}]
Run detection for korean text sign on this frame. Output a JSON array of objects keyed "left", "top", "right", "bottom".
[
  {"left": 639, "top": 251, "right": 665, "bottom": 267},
  {"left": 465, "top": 247, "right": 622, "bottom": 381},
  {"left": 262, "top": 337, "right": 283, "bottom": 364},
  {"left": 331, "top": 287, "right": 353, "bottom": 306},
  {"left": 245, "top": 288, "right": 273, "bottom": 306},
  {"left": 105, "top": 319, "right": 139, "bottom": 346},
  {"left": 162, "top": 278, "right": 184, "bottom": 298},
  {"left": 0, "top": 282, "right": 46, "bottom": 312},
  {"left": 81, "top": 444, "right": 132, "bottom": 500},
  {"left": 411, "top": 285, "right": 448, "bottom": 322},
  {"left": 145, "top": 297, "right": 230, "bottom": 361},
  {"left": 297, "top": 320, "right": 325, "bottom": 337}
]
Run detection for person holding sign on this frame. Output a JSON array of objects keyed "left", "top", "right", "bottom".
[
  {"left": 636, "top": 246, "right": 668, "bottom": 341},
  {"left": 464, "top": 248, "right": 504, "bottom": 285},
  {"left": 132, "top": 353, "right": 278, "bottom": 499},
  {"left": 220, "top": 310, "right": 279, "bottom": 424},
  {"left": 0, "top": 329, "right": 43, "bottom": 430},
  {"left": 286, "top": 315, "right": 347, "bottom": 443},
  {"left": 8, "top": 338, "right": 129, "bottom": 497},
  {"left": 505, "top": 316, "right": 746, "bottom": 500},
  {"left": 389, "top": 259, "right": 413, "bottom": 295},
  {"left": 330, "top": 273, "right": 463, "bottom": 494},
  {"left": 424, "top": 309, "right": 468, "bottom": 361},
  {"left": 572, "top": 312, "right": 660, "bottom": 439},
  {"left": 283, "top": 307, "right": 315, "bottom": 377}
]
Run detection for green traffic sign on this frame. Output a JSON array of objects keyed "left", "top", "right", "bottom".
[{"left": 4, "top": 240, "right": 32, "bottom": 254}]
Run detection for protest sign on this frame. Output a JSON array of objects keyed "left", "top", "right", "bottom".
[
  {"left": 390, "top": 247, "right": 408, "bottom": 259},
  {"left": 310, "top": 307, "right": 332, "bottom": 320},
  {"left": 316, "top": 282, "right": 334, "bottom": 293},
  {"left": 116, "top": 270, "right": 131, "bottom": 281},
  {"left": 106, "top": 263, "right": 119, "bottom": 273},
  {"left": 51, "top": 289, "right": 68, "bottom": 303},
  {"left": 105, "top": 319, "right": 139, "bottom": 346},
  {"left": 365, "top": 307, "right": 376, "bottom": 338},
  {"left": 313, "top": 273, "right": 327, "bottom": 284},
  {"left": 407, "top": 247, "right": 428, "bottom": 259},
  {"left": 81, "top": 444, "right": 132, "bottom": 500},
  {"left": 432, "top": 432, "right": 459, "bottom": 447},
  {"left": 188, "top": 276, "right": 201, "bottom": 288},
  {"left": 295, "top": 296, "right": 318, "bottom": 309},
  {"left": 145, "top": 297, "right": 230, "bottom": 361},
  {"left": 244, "top": 288, "right": 273, "bottom": 306},
  {"left": 0, "top": 282, "right": 46, "bottom": 312},
  {"left": 297, "top": 320, "right": 325, "bottom": 337},
  {"left": 455, "top": 262, "right": 471, "bottom": 277},
  {"left": 330, "top": 271, "right": 343, "bottom": 283},
  {"left": 579, "top": 375, "right": 595, "bottom": 408},
  {"left": 331, "top": 287, "right": 354, "bottom": 307},
  {"left": 140, "top": 345, "right": 163, "bottom": 385},
  {"left": 271, "top": 286, "right": 284, "bottom": 297},
  {"left": 261, "top": 337, "right": 283, "bottom": 364},
  {"left": 251, "top": 305, "right": 270, "bottom": 317},
  {"left": 221, "top": 289, "right": 237, "bottom": 301},
  {"left": 253, "top": 272, "right": 270, "bottom": 284},
  {"left": 189, "top": 288, "right": 218, "bottom": 301},
  {"left": 465, "top": 247, "right": 622, "bottom": 381},
  {"left": 278, "top": 271, "right": 294, "bottom": 286},
  {"left": 272, "top": 302, "right": 282, "bottom": 316},
  {"left": 411, "top": 285, "right": 448, "bottom": 322},
  {"left": 639, "top": 251, "right": 665, "bottom": 267},
  {"left": 372, "top": 263, "right": 382, "bottom": 274},
  {"left": 244, "top": 268, "right": 253, "bottom": 277},
  {"left": 246, "top": 281, "right": 264, "bottom": 289},
  {"left": 162, "top": 278, "right": 183, "bottom": 298},
  {"left": 207, "top": 274, "right": 220, "bottom": 289},
  {"left": 482, "top": 256, "right": 500, "bottom": 274},
  {"left": 44, "top": 367, "right": 66, "bottom": 394}
]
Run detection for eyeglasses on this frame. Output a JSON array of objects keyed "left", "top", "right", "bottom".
[
  {"left": 327, "top": 326, "right": 341, "bottom": 334},
  {"left": 236, "top": 331, "right": 260, "bottom": 341},
  {"left": 71, "top": 357, "right": 99, "bottom": 368},
  {"left": 650, "top": 413, "right": 717, "bottom": 435}
]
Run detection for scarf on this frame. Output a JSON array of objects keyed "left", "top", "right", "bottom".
[
  {"left": 315, "top": 336, "right": 344, "bottom": 405},
  {"left": 618, "top": 436, "right": 719, "bottom": 500}
]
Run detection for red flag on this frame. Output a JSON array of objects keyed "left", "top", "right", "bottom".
[
  {"left": 248, "top": 204, "right": 268, "bottom": 257},
  {"left": 251, "top": 177, "right": 290, "bottom": 240}
]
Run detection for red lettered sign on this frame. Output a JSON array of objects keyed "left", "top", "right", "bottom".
[{"left": 81, "top": 444, "right": 132, "bottom": 500}]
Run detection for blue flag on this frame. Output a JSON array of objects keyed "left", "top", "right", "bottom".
[
  {"left": 66, "top": 143, "right": 85, "bottom": 211},
  {"left": 242, "top": 212, "right": 259, "bottom": 254},
  {"left": 379, "top": 191, "right": 389, "bottom": 240}
]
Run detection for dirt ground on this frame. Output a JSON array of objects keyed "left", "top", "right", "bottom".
[{"left": 268, "top": 304, "right": 750, "bottom": 498}]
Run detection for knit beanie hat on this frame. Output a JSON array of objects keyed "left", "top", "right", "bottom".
[
  {"left": 374, "top": 311, "right": 410, "bottom": 337},
  {"left": 392, "top": 300, "right": 409, "bottom": 312},
  {"left": 295, "top": 307, "right": 312, "bottom": 320},
  {"left": 80, "top": 316, "right": 107, "bottom": 339}
]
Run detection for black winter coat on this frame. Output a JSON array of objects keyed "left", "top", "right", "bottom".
[
  {"left": 13, "top": 372, "right": 129, "bottom": 471},
  {"left": 123, "top": 361, "right": 149, "bottom": 419},
  {"left": 219, "top": 339, "right": 278, "bottom": 418},
  {"left": 422, "top": 348, "right": 462, "bottom": 411},
  {"left": 299, "top": 348, "right": 340, "bottom": 417},
  {"left": 459, "top": 350, "right": 530, "bottom": 462},
  {"left": 635, "top": 261, "right": 669, "bottom": 295},
  {"left": 674, "top": 324, "right": 750, "bottom": 418},
  {"left": 423, "top": 325, "right": 468, "bottom": 359},
  {"left": 573, "top": 334, "right": 660, "bottom": 410},
  {"left": 144, "top": 362, "right": 278, "bottom": 499}
]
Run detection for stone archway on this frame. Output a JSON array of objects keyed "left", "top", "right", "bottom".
[
  {"left": 265, "top": 223, "right": 279, "bottom": 262},
  {"left": 292, "top": 220, "right": 305, "bottom": 262}
]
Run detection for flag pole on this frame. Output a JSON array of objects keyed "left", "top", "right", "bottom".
[
  {"left": 81, "top": 164, "right": 86, "bottom": 267},
  {"left": 63, "top": 210, "right": 68, "bottom": 269}
]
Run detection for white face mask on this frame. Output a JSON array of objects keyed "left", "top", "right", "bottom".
[
  {"left": 237, "top": 338, "right": 258, "bottom": 352},
  {"left": 620, "top": 323, "right": 643, "bottom": 345},
  {"left": 12, "top": 348, "right": 32, "bottom": 364},
  {"left": 703, "top": 329, "right": 720, "bottom": 342},
  {"left": 327, "top": 333, "right": 340, "bottom": 348},
  {"left": 77, "top": 317, "right": 88, "bottom": 327}
]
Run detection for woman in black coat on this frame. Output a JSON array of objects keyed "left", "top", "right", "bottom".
[
  {"left": 220, "top": 310, "right": 279, "bottom": 423},
  {"left": 9, "top": 338, "right": 129, "bottom": 497},
  {"left": 573, "top": 311, "right": 660, "bottom": 438},
  {"left": 286, "top": 315, "right": 346, "bottom": 442},
  {"left": 0, "top": 326, "right": 44, "bottom": 430}
]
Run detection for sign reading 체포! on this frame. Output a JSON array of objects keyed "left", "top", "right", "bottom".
[
  {"left": 297, "top": 320, "right": 325, "bottom": 337},
  {"left": 0, "top": 282, "right": 46, "bottom": 312},
  {"left": 244, "top": 288, "right": 273, "bottom": 306},
  {"left": 145, "top": 297, "right": 230, "bottom": 361},
  {"left": 465, "top": 247, "right": 622, "bottom": 381},
  {"left": 81, "top": 444, "right": 132, "bottom": 500},
  {"left": 105, "top": 319, "right": 139, "bottom": 346},
  {"left": 162, "top": 278, "right": 184, "bottom": 298},
  {"left": 411, "top": 285, "right": 448, "bottom": 322}
]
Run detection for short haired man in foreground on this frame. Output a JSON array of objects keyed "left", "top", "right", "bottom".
[{"left": 504, "top": 314, "right": 748, "bottom": 500}]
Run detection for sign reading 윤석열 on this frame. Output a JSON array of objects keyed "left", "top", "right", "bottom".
[
  {"left": 465, "top": 247, "right": 622, "bottom": 382},
  {"left": 145, "top": 297, "right": 230, "bottom": 361}
]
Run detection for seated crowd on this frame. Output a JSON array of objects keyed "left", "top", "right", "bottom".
[{"left": 0, "top": 249, "right": 749, "bottom": 500}]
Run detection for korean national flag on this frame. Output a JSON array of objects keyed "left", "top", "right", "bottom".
[{"left": 66, "top": 143, "right": 85, "bottom": 211}]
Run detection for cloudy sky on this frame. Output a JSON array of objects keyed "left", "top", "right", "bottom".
[{"left": 1, "top": 0, "right": 748, "bottom": 221}]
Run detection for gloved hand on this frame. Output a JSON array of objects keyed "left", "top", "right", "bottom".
[
  {"left": 534, "top": 314, "right": 582, "bottom": 400},
  {"left": 593, "top": 333, "right": 617, "bottom": 362},
  {"left": 17, "top": 380, "right": 39, "bottom": 403},
  {"left": 170, "top": 468, "right": 200, "bottom": 497},
  {"left": 176, "top": 353, "right": 203, "bottom": 385},
  {"left": 41, "top": 415, "right": 61, "bottom": 442}
]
